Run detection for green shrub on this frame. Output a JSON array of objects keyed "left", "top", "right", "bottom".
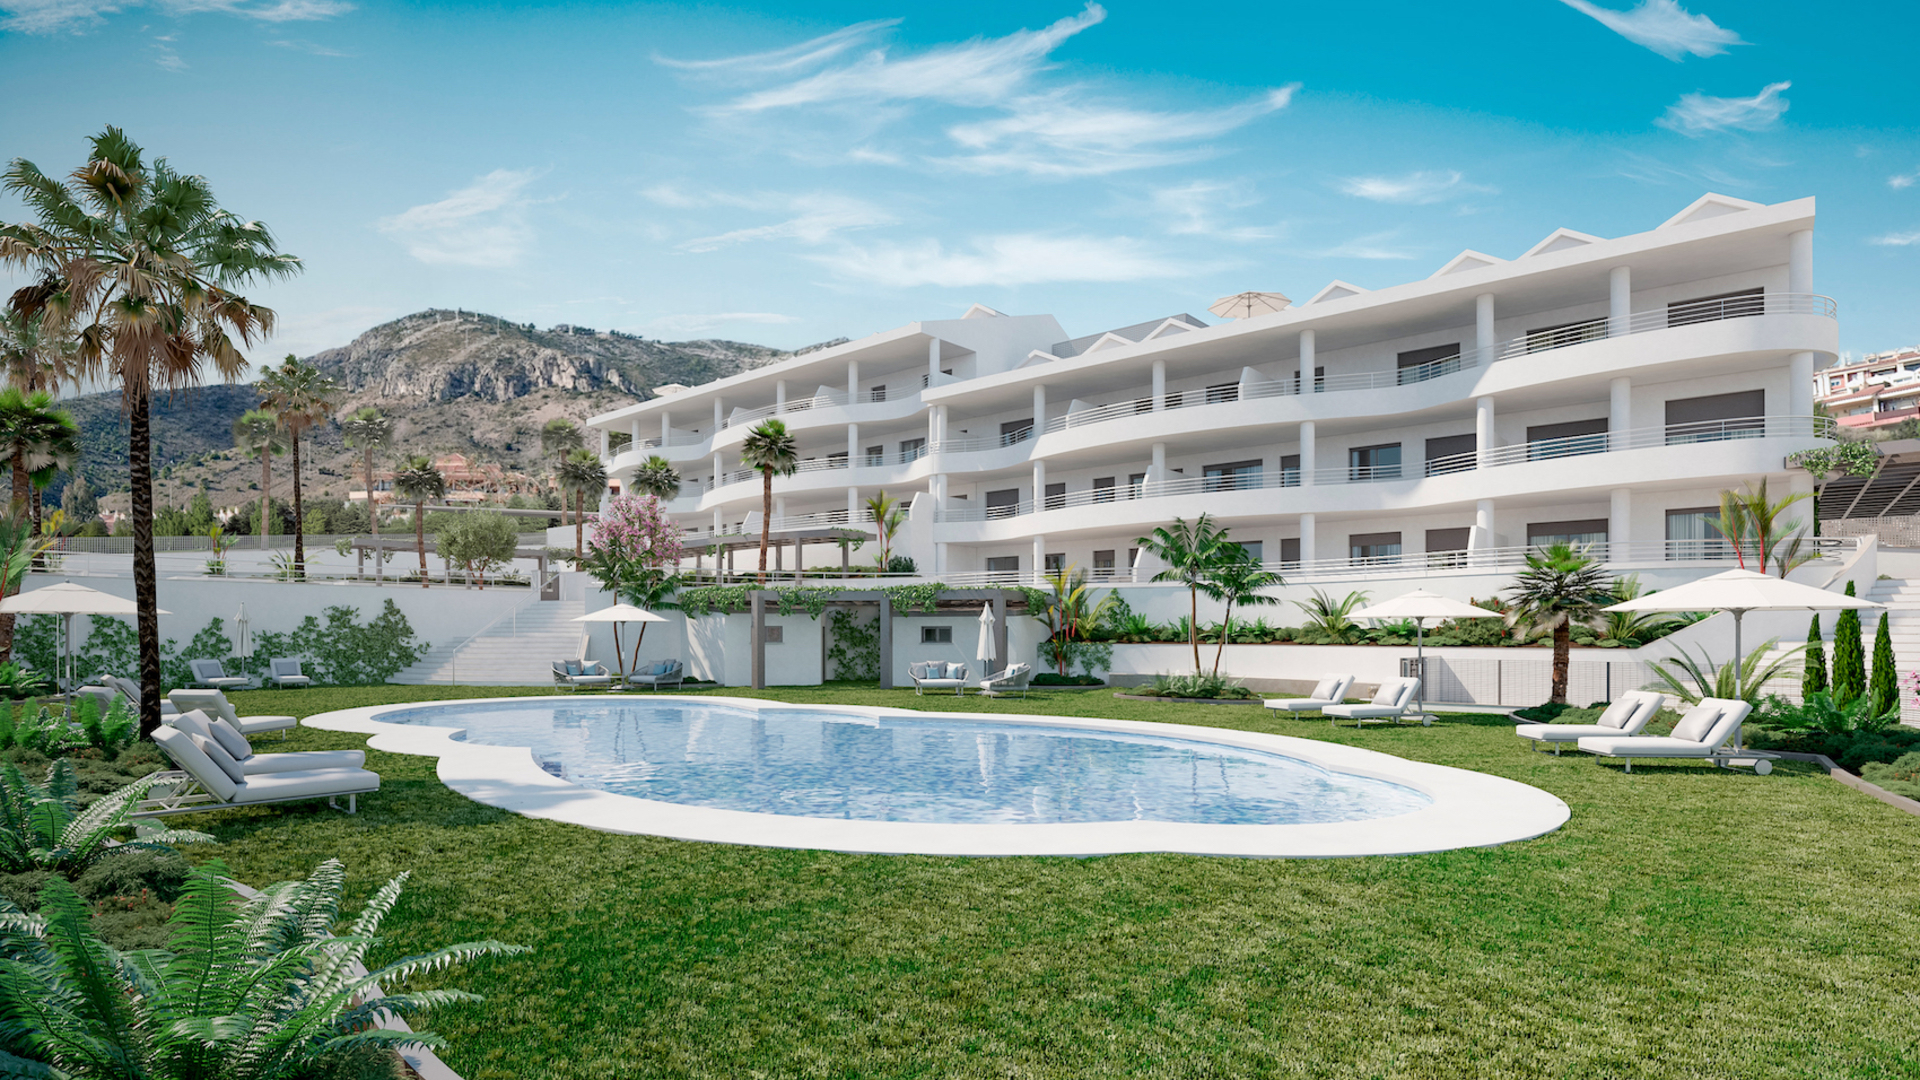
[
  {"left": 1860, "top": 752, "right": 1920, "bottom": 800},
  {"left": 1135, "top": 672, "right": 1255, "bottom": 700},
  {"left": 1747, "top": 725, "right": 1920, "bottom": 772},
  {"left": 0, "top": 759, "right": 213, "bottom": 877},
  {"left": 1032, "top": 673, "right": 1101, "bottom": 686}
]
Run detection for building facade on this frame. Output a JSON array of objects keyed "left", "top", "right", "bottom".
[
  {"left": 1814, "top": 345, "right": 1920, "bottom": 430},
  {"left": 587, "top": 193, "right": 1838, "bottom": 584}
]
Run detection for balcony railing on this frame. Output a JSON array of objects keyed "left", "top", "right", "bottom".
[{"left": 934, "top": 415, "right": 1830, "bottom": 522}]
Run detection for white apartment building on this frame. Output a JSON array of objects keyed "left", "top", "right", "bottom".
[{"left": 587, "top": 193, "right": 1837, "bottom": 585}]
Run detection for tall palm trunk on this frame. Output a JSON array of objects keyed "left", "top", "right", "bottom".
[
  {"left": 30, "top": 486, "right": 41, "bottom": 536},
  {"left": 289, "top": 430, "right": 305, "bottom": 577},
  {"left": 1188, "top": 585, "right": 1200, "bottom": 675},
  {"left": 1551, "top": 622, "right": 1572, "bottom": 704},
  {"left": 130, "top": 393, "right": 162, "bottom": 737},
  {"left": 258, "top": 455, "right": 271, "bottom": 550},
  {"left": 9, "top": 448, "right": 25, "bottom": 514},
  {"left": 758, "top": 469, "right": 772, "bottom": 580},
  {"left": 415, "top": 499, "right": 428, "bottom": 587},
  {"left": 574, "top": 491, "right": 584, "bottom": 560},
  {"left": 365, "top": 446, "right": 380, "bottom": 584}
]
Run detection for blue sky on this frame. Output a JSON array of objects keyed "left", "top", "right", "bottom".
[{"left": 1, "top": 0, "right": 1916, "bottom": 362}]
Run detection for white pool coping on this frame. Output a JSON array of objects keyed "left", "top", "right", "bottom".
[{"left": 303, "top": 695, "right": 1570, "bottom": 858}]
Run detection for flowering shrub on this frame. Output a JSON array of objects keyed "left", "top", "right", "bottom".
[{"left": 588, "top": 494, "right": 684, "bottom": 573}]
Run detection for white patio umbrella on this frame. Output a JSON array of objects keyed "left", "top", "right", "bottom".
[
  {"left": 573, "top": 603, "right": 668, "bottom": 680},
  {"left": 1208, "top": 291, "right": 1292, "bottom": 320},
  {"left": 234, "top": 603, "right": 252, "bottom": 674},
  {"left": 1348, "top": 590, "right": 1501, "bottom": 718},
  {"left": 976, "top": 602, "right": 997, "bottom": 673},
  {"left": 1604, "top": 569, "right": 1882, "bottom": 701},
  {"left": 0, "top": 582, "right": 170, "bottom": 691}
]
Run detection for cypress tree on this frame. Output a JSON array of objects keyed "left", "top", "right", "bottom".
[
  {"left": 1871, "top": 611, "right": 1898, "bottom": 719},
  {"left": 1833, "top": 580, "right": 1866, "bottom": 704},
  {"left": 1802, "top": 614, "right": 1828, "bottom": 698}
]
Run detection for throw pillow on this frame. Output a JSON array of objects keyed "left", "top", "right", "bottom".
[
  {"left": 191, "top": 733, "right": 247, "bottom": 784},
  {"left": 1595, "top": 698, "right": 1638, "bottom": 730},
  {"left": 208, "top": 717, "right": 254, "bottom": 761},
  {"left": 565, "top": 660, "right": 583, "bottom": 677},
  {"left": 1670, "top": 703, "right": 1720, "bottom": 743},
  {"left": 947, "top": 663, "right": 968, "bottom": 680}
]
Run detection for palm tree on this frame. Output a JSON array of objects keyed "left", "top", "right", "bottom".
[
  {"left": 1135, "top": 514, "right": 1234, "bottom": 674},
  {"left": 631, "top": 454, "right": 682, "bottom": 501},
  {"left": 230, "top": 409, "right": 285, "bottom": 551},
  {"left": 738, "top": 418, "right": 798, "bottom": 580},
  {"left": 557, "top": 448, "right": 608, "bottom": 560},
  {"left": 0, "top": 303, "right": 79, "bottom": 395},
  {"left": 339, "top": 406, "right": 394, "bottom": 583},
  {"left": 540, "top": 416, "right": 586, "bottom": 537},
  {"left": 1505, "top": 542, "right": 1617, "bottom": 704},
  {"left": 391, "top": 455, "right": 445, "bottom": 587},
  {"left": 27, "top": 419, "right": 80, "bottom": 537},
  {"left": 1035, "top": 563, "right": 1117, "bottom": 676},
  {"left": 0, "top": 388, "right": 77, "bottom": 520},
  {"left": 1198, "top": 550, "right": 1284, "bottom": 678},
  {"left": 865, "top": 490, "right": 905, "bottom": 571},
  {"left": 1, "top": 127, "right": 299, "bottom": 735},
  {"left": 257, "top": 355, "right": 339, "bottom": 578}
]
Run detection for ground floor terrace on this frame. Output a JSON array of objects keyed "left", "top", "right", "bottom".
[{"left": 173, "top": 683, "right": 1920, "bottom": 1080}]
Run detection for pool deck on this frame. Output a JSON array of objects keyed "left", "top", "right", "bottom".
[{"left": 303, "top": 694, "right": 1570, "bottom": 859}]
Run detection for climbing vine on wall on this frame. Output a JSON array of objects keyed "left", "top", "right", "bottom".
[
  {"left": 825, "top": 609, "right": 880, "bottom": 681},
  {"left": 679, "top": 583, "right": 958, "bottom": 618}
]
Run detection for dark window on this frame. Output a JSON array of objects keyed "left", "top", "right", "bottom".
[
  {"left": 1293, "top": 366, "right": 1325, "bottom": 393},
  {"left": 921, "top": 625, "right": 952, "bottom": 644},
  {"left": 1528, "top": 519, "right": 1608, "bottom": 548},
  {"left": 1280, "top": 537, "right": 1301, "bottom": 564},
  {"left": 762, "top": 625, "right": 784, "bottom": 644},
  {"left": 828, "top": 451, "right": 848, "bottom": 466},
  {"left": 1128, "top": 472, "right": 1146, "bottom": 498},
  {"left": 1204, "top": 459, "right": 1262, "bottom": 492},
  {"left": 1207, "top": 382, "right": 1240, "bottom": 404},
  {"left": 870, "top": 384, "right": 886, "bottom": 402},
  {"left": 999, "top": 418, "right": 1034, "bottom": 445},
  {"left": 1397, "top": 343, "right": 1463, "bottom": 384},
  {"left": 1281, "top": 453, "right": 1301, "bottom": 486},
  {"left": 1237, "top": 541, "right": 1264, "bottom": 562},
  {"left": 1348, "top": 443, "right": 1402, "bottom": 481},
  {"left": 1666, "top": 507, "right": 1732, "bottom": 560},
  {"left": 1524, "top": 318, "right": 1608, "bottom": 354},
  {"left": 865, "top": 445, "right": 884, "bottom": 467},
  {"left": 1527, "top": 418, "right": 1609, "bottom": 460},
  {"left": 1425, "top": 433, "right": 1477, "bottom": 475},
  {"left": 899, "top": 437, "right": 927, "bottom": 462},
  {"left": 1665, "top": 390, "right": 1765, "bottom": 442},
  {"left": 1426, "top": 526, "right": 1471, "bottom": 567},
  {"left": 1092, "top": 476, "right": 1116, "bottom": 502},
  {"left": 1669, "top": 286, "right": 1763, "bottom": 327},
  {"left": 1044, "top": 482, "right": 1066, "bottom": 510},
  {"left": 985, "top": 489, "right": 1021, "bottom": 519},
  {"left": 1045, "top": 552, "right": 1066, "bottom": 573},
  {"left": 1350, "top": 532, "right": 1403, "bottom": 562},
  {"left": 1127, "top": 547, "right": 1138, "bottom": 569},
  {"left": 986, "top": 556, "right": 1020, "bottom": 573},
  {"left": 1093, "top": 549, "right": 1116, "bottom": 577}
]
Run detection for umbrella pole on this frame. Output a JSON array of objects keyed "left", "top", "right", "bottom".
[
  {"left": 1416, "top": 619, "right": 1426, "bottom": 723},
  {"left": 1732, "top": 608, "right": 1744, "bottom": 750}
]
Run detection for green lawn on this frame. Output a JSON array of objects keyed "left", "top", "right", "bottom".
[{"left": 203, "top": 684, "right": 1920, "bottom": 1080}]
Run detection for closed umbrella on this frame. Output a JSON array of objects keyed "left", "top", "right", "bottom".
[
  {"left": 573, "top": 603, "right": 668, "bottom": 681},
  {"left": 234, "top": 603, "right": 252, "bottom": 677},
  {"left": 1348, "top": 590, "right": 1501, "bottom": 721},
  {"left": 1207, "top": 291, "right": 1292, "bottom": 320},
  {"left": 0, "top": 582, "right": 170, "bottom": 691},
  {"left": 976, "top": 602, "right": 997, "bottom": 674}
]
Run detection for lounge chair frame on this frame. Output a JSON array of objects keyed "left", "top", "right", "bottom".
[{"left": 130, "top": 770, "right": 369, "bottom": 817}]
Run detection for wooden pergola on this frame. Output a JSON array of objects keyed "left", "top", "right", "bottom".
[
  {"left": 743, "top": 587, "right": 1032, "bottom": 690},
  {"left": 689, "top": 527, "right": 873, "bottom": 581}
]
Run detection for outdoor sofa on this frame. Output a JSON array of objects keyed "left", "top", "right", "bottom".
[
  {"left": 553, "top": 660, "right": 615, "bottom": 691},
  {"left": 909, "top": 661, "right": 970, "bottom": 695},
  {"left": 1513, "top": 691, "right": 1666, "bottom": 754},
  {"left": 1322, "top": 677, "right": 1423, "bottom": 727},
  {"left": 627, "top": 659, "right": 684, "bottom": 691},
  {"left": 1264, "top": 674, "right": 1357, "bottom": 715},
  {"left": 978, "top": 662, "right": 1032, "bottom": 698}
]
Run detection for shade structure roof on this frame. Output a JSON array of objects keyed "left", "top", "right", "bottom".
[
  {"left": 1349, "top": 589, "right": 1499, "bottom": 622},
  {"left": 1604, "top": 569, "right": 1883, "bottom": 614},
  {"left": 573, "top": 603, "right": 668, "bottom": 623},
  {"left": 0, "top": 582, "right": 169, "bottom": 616}
]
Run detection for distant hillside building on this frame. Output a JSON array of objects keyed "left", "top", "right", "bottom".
[
  {"left": 353, "top": 453, "right": 539, "bottom": 505},
  {"left": 1815, "top": 345, "right": 1920, "bottom": 430}
]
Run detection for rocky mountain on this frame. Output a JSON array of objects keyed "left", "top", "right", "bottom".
[{"left": 68, "top": 308, "right": 819, "bottom": 511}]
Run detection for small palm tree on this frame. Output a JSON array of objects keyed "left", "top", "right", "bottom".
[
  {"left": 339, "top": 406, "right": 394, "bottom": 582},
  {"left": 557, "top": 448, "right": 608, "bottom": 561},
  {"left": 1035, "top": 563, "right": 1118, "bottom": 676},
  {"left": 1505, "top": 542, "right": 1617, "bottom": 704},
  {"left": 632, "top": 454, "right": 682, "bottom": 501},
  {"left": 739, "top": 418, "right": 798, "bottom": 580},
  {"left": 0, "top": 388, "right": 74, "bottom": 517},
  {"left": 1710, "top": 479, "right": 1816, "bottom": 578},
  {"left": 257, "top": 355, "right": 340, "bottom": 578},
  {"left": 1199, "top": 550, "right": 1284, "bottom": 677},
  {"left": 1135, "top": 514, "right": 1234, "bottom": 674},
  {"left": 0, "top": 303, "right": 79, "bottom": 395},
  {"left": 865, "top": 490, "right": 904, "bottom": 570},
  {"left": 230, "top": 409, "right": 286, "bottom": 551},
  {"left": 392, "top": 454, "right": 445, "bottom": 587}
]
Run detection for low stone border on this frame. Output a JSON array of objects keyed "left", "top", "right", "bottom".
[
  {"left": 1770, "top": 751, "right": 1920, "bottom": 818},
  {"left": 1112, "top": 693, "right": 1260, "bottom": 705}
]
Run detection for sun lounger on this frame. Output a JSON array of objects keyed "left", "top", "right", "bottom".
[
  {"left": 553, "top": 660, "right": 614, "bottom": 690},
  {"left": 88, "top": 676, "right": 178, "bottom": 717},
  {"left": 1323, "top": 677, "right": 1424, "bottom": 727},
  {"left": 166, "top": 688, "right": 297, "bottom": 739},
  {"left": 141, "top": 725, "right": 379, "bottom": 817},
  {"left": 1265, "top": 674, "right": 1357, "bottom": 715},
  {"left": 169, "top": 709, "right": 365, "bottom": 774},
  {"left": 1514, "top": 690, "right": 1666, "bottom": 754},
  {"left": 269, "top": 657, "right": 312, "bottom": 688},
  {"left": 626, "top": 659, "right": 684, "bottom": 691},
  {"left": 188, "top": 658, "right": 249, "bottom": 691},
  {"left": 979, "top": 662, "right": 1032, "bottom": 698},
  {"left": 1577, "top": 697, "right": 1773, "bottom": 773},
  {"left": 909, "top": 660, "right": 969, "bottom": 695}
]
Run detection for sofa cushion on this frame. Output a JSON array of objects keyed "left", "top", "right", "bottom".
[
  {"left": 565, "top": 660, "right": 583, "bottom": 676},
  {"left": 191, "top": 733, "right": 247, "bottom": 784},
  {"left": 943, "top": 663, "right": 965, "bottom": 680},
  {"left": 1670, "top": 703, "right": 1721, "bottom": 743}
]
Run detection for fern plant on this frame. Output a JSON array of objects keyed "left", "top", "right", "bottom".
[
  {"left": 1645, "top": 639, "right": 1802, "bottom": 705},
  {"left": 0, "top": 759, "right": 212, "bottom": 876},
  {"left": 0, "top": 858, "right": 527, "bottom": 1078}
]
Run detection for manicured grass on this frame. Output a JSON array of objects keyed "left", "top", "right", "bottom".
[{"left": 207, "top": 684, "right": 1920, "bottom": 1079}]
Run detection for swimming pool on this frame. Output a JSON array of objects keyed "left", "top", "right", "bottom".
[
  {"left": 373, "top": 699, "right": 1432, "bottom": 826},
  {"left": 305, "top": 695, "right": 1570, "bottom": 857}
]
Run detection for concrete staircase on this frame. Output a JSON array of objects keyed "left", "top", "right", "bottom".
[{"left": 391, "top": 599, "right": 585, "bottom": 686}]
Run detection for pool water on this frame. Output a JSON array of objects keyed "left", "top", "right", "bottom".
[{"left": 380, "top": 700, "right": 1433, "bottom": 826}]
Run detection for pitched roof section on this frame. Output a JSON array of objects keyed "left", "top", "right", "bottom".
[
  {"left": 1049, "top": 314, "right": 1206, "bottom": 359},
  {"left": 1304, "top": 280, "right": 1370, "bottom": 306},
  {"left": 1659, "top": 192, "right": 1767, "bottom": 230},
  {"left": 961, "top": 303, "right": 1006, "bottom": 319},
  {"left": 1520, "top": 228, "right": 1605, "bottom": 259},
  {"left": 1428, "top": 250, "right": 1507, "bottom": 279}
]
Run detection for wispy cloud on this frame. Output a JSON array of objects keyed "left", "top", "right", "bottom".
[
  {"left": 1657, "top": 81, "right": 1790, "bottom": 136},
  {"left": 1317, "top": 231, "right": 1417, "bottom": 260},
  {"left": 1556, "top": 0, "right": 1742, "bottom": 61},
  {"left": 267, "top": 36, "right": 350, "bottom": 56},
  {"left": 655, "top": 19, "right": 899, "bottom": 75},
  {"left": 941, "top": 86, "right": 1295, "bottom": 177},
  {"left": 1870, "top": 231, "right": 1920, "bottom": 247},
  {"left": 1148, "top": 181, "right": 1278, "bottom": 241},
  {"left": 811, "top": 233, "right": 1188, "bottom": 288},
  {"left": 1335, "top": 169, "right": 1490, "bottom": 204},
  {"left": 2, "top": 0, "right": 348, "bottom": 31},
  {"left": 1891, "top": 168, "right": 1920, "bottom": 190},
  {"left": 681, "top": 195, "right": 896, "bottom": 252},
  {"left": 378, "top": 169, "right": 545, "bottom": 268},
  {"left": 643, "top": 312, "right": 800, "bottom": 336}
]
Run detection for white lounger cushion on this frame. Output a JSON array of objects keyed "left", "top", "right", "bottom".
[
  {"left": 1578, "top": 697, "right": 1751, "bottom": 759},
  {"left": 168, "top": 690, "right": 297, "bottom": 735},
  {"left": 1266, "top": 674, "right": 1355, "bottom": 711},
  {"left": 154, "top": 726, "right": 377, "bottom": 803},
  {"left": 1516, "top": 692, "right": 1663, "bottom": 743},
  {"left": 172, "top": 711, "right": 365, "bottom": 775},
  {"left": 1669, "top": 703, "right": 1721, "bottom": 743},
  {"left": 1576, "top": 735, "right": 1722, "bottom": 758},
  {"left": 1324, "top": 678, "right": 1419, "bottom": 719},
  {"left": 1517, "top": 724, "right": 1642, "bottom": 743}
]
